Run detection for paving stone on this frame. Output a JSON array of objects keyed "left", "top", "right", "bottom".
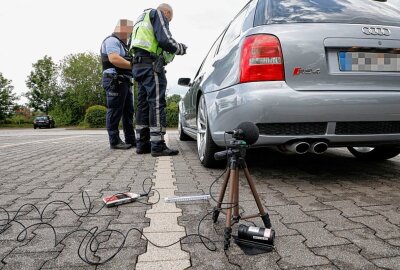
[
  {"left": 292, "top": 265, "right": 339, "bottom": 270},
  {"left": 288, "top": 222, "right": 349, "bottom": 248},
  {"left": 95, "top": 246, "right": 146, "bottom": 270},
  {"left": 363, "top": 205, "right": 400, "bottom": 225},
  {"left": 112, "top": 208, "right": 149, "bottom": 225},
  {"left": 0, "top": 195, "right": 22, "bottom": 208},
  {"left": 176, "top": 203, "right": 212, "bottom": 221},
  {"left": 138, "top": 243, "right": 189, "bottom": 262},
  {"left": 179, "top": 218, "right": 222, "bottom": 244},
  {"left": 334, "top": 228, "right": 400, "bottom": 259},
  {"left": 314, "top": 244, "right": 380, "bottom": 270},
  {"left": 387, "top": 238, "right": 400, "bottom": 247},
  {"left": 0, "top": 240, "right": 28, "bottom": 264},
  {"left": 269, "top": 205, "right": 317, "bottom": 224},
  {"left": 143, "top": 213, "right": 184, "bottom": 233},
  {"left": 181, "top": 242, "right": 240, "bottom": 270},
  {"left": 275, "top": 235, "right": 329, "bottom": 269},
  {"left": 1, "top": 251, "right": 59, "bottom": 270},
  {"left": 350, "top": 215, "right": 400, "bottom": 240},
  {"left": 9, "top": 227, "right": 63, "bottom": 253},
  {"left": 290, "top": 196, "right": 333, "bottom": 212},
  {"left": 262, "top": 214, "right": 296, "bottom": 237},
  {"left": 271, "top": 186, "right": 309, "bottom": 198},
  {"left": 227, "top": 248, "right": 281, "bottom": 270},
  {"left": 260, "top": 192, "right": 295, "bottom": 207},
  {"left": 48, "top": 209, "right": 82, "bottom": 228},
  {"left": 305, "top": 189, "right": 343, "bottom": 202},
  {"left": 372, "top": 256, "right": 400, "bottom": 270},
  {"left": 308, "top": 210, "right": 365, "bottom": 231},
  {"left": 323, "top": 200, "right": 375, "bottom": 218},
  {"left": 43, "top": 265, "right": 96, "bottom": 270},
  {"left": 143, "top": 231, "right": 186, "bottom": 246},
  {"left": 347, "top": 193, "right": 394, "bottom": 207},
  {"left": 136, "top": 260, "right": 191, "bottom": 270}
]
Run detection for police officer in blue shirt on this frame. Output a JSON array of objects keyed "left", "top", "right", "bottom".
[
  {"left": 130, "top": 3, "right": 187, "bottom": 156},
  {"left": 101, "top": 19, "right": 136, "bottom": 150}
]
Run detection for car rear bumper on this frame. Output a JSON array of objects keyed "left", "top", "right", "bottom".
[
  {"left": 204, "top": 81, "right": 400, "bottom": 147},
  {"left": 34, "top": 122, "right": 50, "bottom": 127}
]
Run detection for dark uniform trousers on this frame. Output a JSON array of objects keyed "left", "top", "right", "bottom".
[
  {"left": 102, "top": 75, "right": 135, "bottom": 146},
  {"left": 132, "top": 64, "right": 167, "bottom": 152}
]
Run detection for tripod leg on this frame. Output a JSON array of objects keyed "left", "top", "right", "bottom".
[
  {"left": 212, "top": 169, "right": 231, "bottom": 223},
  {"left": 224, "top": 168, "right": 237, "bottom": 249},
  {"left": 224, "top": 227, "right": 232, "bottom": 250},
  {"left": 243, "top": 166, "right": 272, "bottom": 229},
  {"left": 233, "top": 167, "right": 240, "bottom": 219}
]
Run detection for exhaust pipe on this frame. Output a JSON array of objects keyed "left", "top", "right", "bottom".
[
  {"left": 310, "top": 142, "right": 328, "bottom": 154},
  {"left": 284, "top": 142, "right": 310, "bottom": 154}
]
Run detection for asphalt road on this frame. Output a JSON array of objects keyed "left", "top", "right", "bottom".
[{"left": 0, "top": 128, "right": 399, "bottom": 269}]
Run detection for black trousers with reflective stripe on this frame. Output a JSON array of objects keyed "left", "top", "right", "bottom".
[{"left": 132, "top": 65, "right": 167, "bottom": 152}]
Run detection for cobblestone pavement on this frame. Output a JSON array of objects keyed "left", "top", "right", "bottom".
[{"left": 1, "top": 129, "right": 400, "bottom": 269}]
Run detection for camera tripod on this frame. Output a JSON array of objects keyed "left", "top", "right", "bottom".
[{"left": 212, "top": 145, "right": 272, "bottom": 250}]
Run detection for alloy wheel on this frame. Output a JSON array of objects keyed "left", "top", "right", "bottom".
[{"left": 197, "top": 96, "right": 208, "bottom": 162}]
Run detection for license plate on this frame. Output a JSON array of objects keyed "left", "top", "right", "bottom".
[{"left": 339, "top": 51, "right": 400, "bottom": 72}]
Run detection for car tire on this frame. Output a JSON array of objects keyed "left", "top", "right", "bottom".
[
  {"left": 34, "top": 126, "right": 37, "bottom": 129},
  {"left": 178, "top": 110, "right": 193, "bottom": 141},
  {"left": 347, "top": 146, "right": 400, "bottom": 161},
  {"left": 197, "top": 95, "right": 221, "bottom": 168}
]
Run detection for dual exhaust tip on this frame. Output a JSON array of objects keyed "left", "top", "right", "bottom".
[{"left": 283, "top": 141, "right": 328, "bottom": 155}]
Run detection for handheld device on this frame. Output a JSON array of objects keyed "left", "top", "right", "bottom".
[{"left": 102, "top": 192, "right": 140, "bottom": 207}]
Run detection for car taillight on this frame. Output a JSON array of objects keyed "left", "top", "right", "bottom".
[{"left": 240, "top": 34, "right": 285, "bottom": 83}]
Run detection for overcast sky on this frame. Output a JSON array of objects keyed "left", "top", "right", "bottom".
[{"left": 0, "top": 0, "right": 248, "bottom": 104}]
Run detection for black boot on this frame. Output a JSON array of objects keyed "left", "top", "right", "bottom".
[
  {"left": 110, "top": 142, "right": 132, "bottom": 150},
  {"left": 136, "top": 142, "right": 151, "bottom": 154},
  {"left": 151, "top": 145, "right": 179, "bottom": 157}
]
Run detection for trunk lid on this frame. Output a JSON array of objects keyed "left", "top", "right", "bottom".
[{"left": 251, "top": 0, "right": 400, "bottom": 91}]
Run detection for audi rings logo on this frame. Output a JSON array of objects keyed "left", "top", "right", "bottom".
[{"left": 362, "top": 26, "right": 391, "bottom": 36}]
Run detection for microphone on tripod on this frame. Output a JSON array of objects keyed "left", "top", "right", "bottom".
[
  {"left": 214, "top": 122, "right": 260, "bottom": 161},
  {"left": 211, "top": 121, "right": 274, "bottom": 251},
  {"left": 226, "top": 122, "right": 260, "bottom": 146}
]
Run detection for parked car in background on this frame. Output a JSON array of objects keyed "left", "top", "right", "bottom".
[
  {"left": 178, "top": 0, "right": 400, "bottom": 167},
  {"left": 33, "top": 115, "right": 55, "bottom": 129}
]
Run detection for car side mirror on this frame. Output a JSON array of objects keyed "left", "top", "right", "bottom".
[{"left": 178, "top": 78, "right": 191, "bottom": 86}]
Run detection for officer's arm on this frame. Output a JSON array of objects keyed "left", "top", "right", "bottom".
[
  {"left": 152, "top": 9, "right": 185, "bottom": 55},
  {"left": 108, "top": 53, "right": 131, "bottom": 70}
]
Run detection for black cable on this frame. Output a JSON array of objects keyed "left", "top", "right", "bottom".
[
  {"left": 0, "top": 134, "right": 263, "bottom": 267},
  {"left": 0, "top": 177, "right": 217, "bottom": 266}
]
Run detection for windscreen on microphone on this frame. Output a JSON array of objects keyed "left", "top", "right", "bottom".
[{"left": 235, "top": 122, "right": 259, "bottom": 145}]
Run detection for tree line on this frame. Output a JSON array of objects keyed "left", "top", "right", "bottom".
[{"left": 0, "top": 53, "right": 181, "bottom": 127}]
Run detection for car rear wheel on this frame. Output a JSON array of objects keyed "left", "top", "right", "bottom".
[
  {"left": 178, "top": 110, "right": 192, "bottom": 141},
  {"left": 348, "top": 146, "right": 400, "bottom": 161},
  {"left": 197, "top": 95, "right": 220, "bottom": 167}
]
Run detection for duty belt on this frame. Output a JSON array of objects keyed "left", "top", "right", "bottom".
[
  {"left": 104, "top": 73, "right": 133, "bottom": 85},
  {"left": 132, "top": 56, "right": 154, "bottom": 64}
]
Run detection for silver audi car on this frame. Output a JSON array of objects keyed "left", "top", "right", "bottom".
[{"left": 178, "top": 0, "right": 400, "bottom": 167}]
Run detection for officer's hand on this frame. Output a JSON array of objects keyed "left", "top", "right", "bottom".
[{"left": 178, "top": 43, "right": 188, "bottom": 55}]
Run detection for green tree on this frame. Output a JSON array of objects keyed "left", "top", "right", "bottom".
[
  {"left": 59, "top": 52, "right": 104, "bottom": 124},
  {"left": 167, "top": 94, "right": 181, "bottom": 105},
  {"left": 0, "top": 73, "right": 17, "bottom": 122},
  {"left": 25, "top": 55, "right": 59, "bottom": 114},
  {"left": 166, "top": 94, "right": 181, "bottom": 127}
]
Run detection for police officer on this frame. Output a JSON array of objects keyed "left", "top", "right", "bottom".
[
  {"left": 101, "top": 19, "right": 136, "bottom": 150},
  {"left": 130, "top": 3, "right": 187, "bottom": 156}
]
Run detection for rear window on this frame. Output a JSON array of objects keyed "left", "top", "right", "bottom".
[
  {"left": 264, "top": 0, "right": 400, "bottom": 27},
  {"left": 35, "top": 116, "right": 48, "bottom": 120}
]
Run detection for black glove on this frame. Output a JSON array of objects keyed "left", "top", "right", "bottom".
[{"left": 177, "top": 43, "right": 187, "bottom": 55}]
